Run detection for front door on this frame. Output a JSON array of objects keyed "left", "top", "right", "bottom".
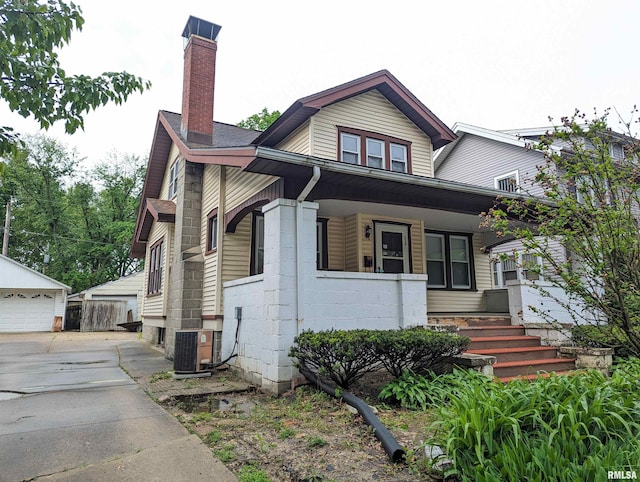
[{"left": 374, "top": 223, "right": 410, "bottom": 273}]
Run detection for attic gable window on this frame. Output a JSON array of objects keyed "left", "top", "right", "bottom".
[
  {"left": 168, "top": 159, "right": 179, "bottom": 199},
  {"left": 338, "top": 127, "right": 412, "bottom": 174},
  {"left": 494, "top": 170, "right": 519, "bottom": 193}
]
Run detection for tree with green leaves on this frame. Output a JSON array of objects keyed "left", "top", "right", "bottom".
[
  {"left": 0, "top": 135, "right": 144, "bottom": 292},
  {"left": 487, "top": 111, "right": 640, "bottom": 356},
  {"left": 0, "top": 0, "right": 151, "bottom": 155},
  {"left": 237, "top": 107, "right": 280, "bottom": 131}
]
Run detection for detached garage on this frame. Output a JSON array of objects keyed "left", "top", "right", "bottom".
[{"left": 0, "top": 254, "right": 71, "bottom": 332}]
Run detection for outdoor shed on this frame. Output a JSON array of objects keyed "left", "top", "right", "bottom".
[{"left": 0, "top": 254, "right": 71, "bottom": 332}]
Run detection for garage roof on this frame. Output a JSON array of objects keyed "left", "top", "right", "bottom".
[{"left": 0, "top": 255, "right": 71, "bottom": 292}]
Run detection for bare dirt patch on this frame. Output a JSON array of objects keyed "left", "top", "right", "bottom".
[{"left": 161, "top": 373, "right": 438, "bottom": 482}]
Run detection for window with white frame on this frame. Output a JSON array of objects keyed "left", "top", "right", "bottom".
[
  {"left": 366, "top": 138, "right": 384, "bottom": 169},
  {"left": 340, "top": 133, "right": 360, "bottom": 164},
  {"left": 492, "top": 252, "right": 543, "bottom": 288},
  {"left": 390, "top": 143, "right": 408, "bottom": 173},
  {"left": 168, "top": 159, "right": 179, "bottom": 198},
  {"left": 425, "top": 232, "right": 474, "bottom": 289},
  {"left": 494, "top": 170, "right": 519, "bottom": 193}
]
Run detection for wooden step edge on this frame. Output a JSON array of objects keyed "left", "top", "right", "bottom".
[
  {"left": 469, "top": 335, "right": 540, "bottom": 342},
  {"left": 466, "top": 346, "right": 558, "bottom": 355},
  {"left": 459, "top": 325, "right": 525, "bottom": 331},
  {"left": 494, "top": 358, "right": 576, "bottom": 369}
]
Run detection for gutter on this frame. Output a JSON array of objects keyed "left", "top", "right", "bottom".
[
  {"left": 254, "top": 146, "right": 553, "bottom": 206},
  {"left": 295, "top": 165, "right": 321, "bottom": 328}
]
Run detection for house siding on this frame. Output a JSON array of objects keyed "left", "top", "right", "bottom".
[
  {"left": 201, "top": 165, "right": 221, "bottom": 316},
  {"left": 326, "top": 216, "right": 345, "bottom": 271},
  {"left": 436, "top": 134, "right": 546, "bottom": 197},
  {"left": 311, "top": 90, "right": 434, "bottom": 177},
  {"left": 427, "top": 233, "right": 492, "bottom": 312},
  {"left": 278, "top": 121, "right": 310, "bottom": 155},
  {"left": 221, "top": 214, "right": 252, "bottom": 291},
  {"left": 225, "top": 167, "right": 277, "bottom": 212},
  {"left": 142, "top": 222, "right": 170, "bottom": 317},
  {"left": 344, "top": 214, "right": 359, "bottom": 272}
]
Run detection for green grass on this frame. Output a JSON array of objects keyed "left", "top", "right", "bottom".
[
  {"left": 238, "top": 464, "right": 272, "bottom": 482},
  {"left": 306, "top": 435, "right": 327, "bottom": 449},
  {"left": 214, "top": 444, "right": 236, "bottom": 463},
  {"left": 149, "top": 371, "right": 172, "bottom": 383},
  {"left": 206, "top": 429, "right": 222, "bottom": 445}
]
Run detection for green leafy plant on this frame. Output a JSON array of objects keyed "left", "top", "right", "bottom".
[
  {"left": 215, "top": 444, "right": 237, "bottom": 463},
  {"left": 238, "top": 464, "right": 272, "bottom": 482},
  {"left": 306, "top": 436, "right": 328, "bottom": 449},
  {"left": 370, "top": 328, "right": 469, "bottom": 377},
  {"left": 206, "top": 430, "right": 222, "bottom": 445},
  {"left": 149, "top": 371, "right": 172, "bottom": 383},
  {"left": 290, "top": 329, "right": 381, "bottom": 389},
  {"left": 190, "top": 412, "right": 213, "bottom": 423},
  {"left": 428, "top": 361, "right": 640, "bottom": 481},
  {"left": 278, "top": 427, "right": 296, "bottom": 440}
]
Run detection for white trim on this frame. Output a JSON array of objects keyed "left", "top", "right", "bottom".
[
  {"left": 340, "top": 132, "right": 360, "bottom": 164},
  {"left": 494, "top": 170, "right": 520, "bottom": 192},
  {"left": 366, "top": 137, "right": 385, "bottom": 169},
  {"left": 168, "top": 158, "right": 179, "bottom": 199},
  {"left": 449, "top": 235, "right": 471, "bottom": 289},
  {"left": 425, "top": 233, "right": 447, "bottom": 288},
  {"left": 374, "top": 223, "right": 410, "bottom": 274}
]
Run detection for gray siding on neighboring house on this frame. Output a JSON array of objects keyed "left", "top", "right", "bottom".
[{"left": 436, "top": 134, "right": 546, "bottom": 197}]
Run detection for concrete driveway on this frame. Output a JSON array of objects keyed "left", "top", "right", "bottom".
[{"left": 0, "top": 332, "right": 235, "bottom": 482}]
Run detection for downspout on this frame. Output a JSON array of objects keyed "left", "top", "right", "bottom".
[{"left": 295, "top": 166, "right": 321, "bottom": 329}]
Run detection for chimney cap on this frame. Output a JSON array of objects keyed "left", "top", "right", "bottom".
[{"left": 182, "top": 16, "right": 221, "bottom": 42}]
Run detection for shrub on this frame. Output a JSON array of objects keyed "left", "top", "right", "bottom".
[
  {"left": 572, "top": 324, "right": 635, "bottom": 357},
  {"left": 429, "top": 363, "right": 640, "bottom": 481},
  {"left": 289, "top": 329, "right": 381, "bottom": 389},
  {"left": 371, "top": 328, "right": 469, "bottom": 378}
]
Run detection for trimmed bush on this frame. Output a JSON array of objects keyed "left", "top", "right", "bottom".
[
  {"left": 289, "top": 328, "right": 470, "bottom": 389},
  {"left": 289, "top": 329, "right": 380, "bottom": 389},
  {"left": 370, "top": 328, "right": 469, "bottom": 378}
]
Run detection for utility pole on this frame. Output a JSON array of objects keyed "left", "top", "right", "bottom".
[{"left": 2, "top": 199, "right": 10, "bottom": 256}]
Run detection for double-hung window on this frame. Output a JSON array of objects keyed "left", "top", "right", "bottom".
[
  {"left": 147, "top": 240, "right": 163, "bottom": 295},
  {"left": 168, "top": 159, "right": 179, "bottom": 198},
  {"left": 390, "top": 143, "right": 408, "bottom": 173},
  {"left": 492, "top": 252, "right": 543, "bottom": 288},
  {"left": 206, "top": 209, "right": 218, "bottom": 253},
  {"left": 341, "top": 133, "right": 360, "bottom": 164},
  {"left": 366, "top": 138, "right": 384, "bottom": 169},
  {"left": 425, "top": 232, "right": 474, "bottom": 290}
]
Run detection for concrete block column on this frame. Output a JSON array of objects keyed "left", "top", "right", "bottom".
[
  {"left": 260, "top": 198, "right": 318, "bottom": 393},
  {"left": 166, "top": 160, "right": 205, "bottom": 359}
]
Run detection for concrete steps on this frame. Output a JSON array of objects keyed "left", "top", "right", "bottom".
[{"left": 456, "top": 320, "right": 576, "bottom": 381}]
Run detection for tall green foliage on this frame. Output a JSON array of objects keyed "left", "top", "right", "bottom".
[
  {"left": 0, "top": 0, "right": 150, "bottom": 154},
  {"left": 0, "top": 135, "right": 144, "bottom": 292},
  {"left": 236, "top": 108, "right": 281, "bottom": 131},
  {"left": 487, "top": 111, "right": 640, "bottom": 356}
]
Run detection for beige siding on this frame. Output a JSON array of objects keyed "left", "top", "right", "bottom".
[
  {"left": 201, "top": 165, "right": 221, "bottom": 315},
  {"left": 326, "top": 217, "right": 345, "bottom": 271},
  {"left": 311, "top": 90, "right": 434, "bottom": 177},
  {"left": 278, "top": 121, "right": 310, "bottom": 155},
  {"left": 221, "top": 214, "right": 252, "bottom": 286},
  {"left": 344, "top": 215, "right": 359, "bottom": 272},
  {"left": 225, "top": 168, "right": 277, "bottom": 212},
  {"left": 159, "top": 143, "right": 181, "bottom": 200},
  {"left": 142, "top": 222, "right": 170, "bottom": 317},
  {"left": 427, "top": 233, "right": 492, "bottom": 312}
]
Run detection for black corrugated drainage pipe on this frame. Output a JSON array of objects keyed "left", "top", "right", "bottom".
[{"left": 298, "top": 365, "right": 405, "bottom": 463}]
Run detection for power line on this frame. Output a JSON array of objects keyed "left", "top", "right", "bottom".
[{"left": 0, "top": 227, "right": 131, "bottom": 248}]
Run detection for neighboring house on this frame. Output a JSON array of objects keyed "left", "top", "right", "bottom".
[
  {"left": 0, "top": 254, "right": 71, "bottom": 332},
  {"left": 131, "top": 17, "right": 523, "bottom": 393},
  {"left": 434, "top": 122, "right": 621, "bottom": 326},
  {"left": 66, "top": 272, "right": 145, "bottom": 331}
]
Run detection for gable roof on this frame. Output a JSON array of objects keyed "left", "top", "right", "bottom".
[
  {"left": 434, "top": 122, "right": 538, "bottom": 172},
  {"left": 253, "top": 70, "right": 456, "bottom": 150},
  {"left": 79, "top": 271, "right": 144, "bottom": 297},
  {"left": 0, "top": 255, "right": 71, "bottom": 291}
]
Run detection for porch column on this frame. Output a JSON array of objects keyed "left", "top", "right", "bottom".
[{"left": 261, "top": 198, "right": 318, "bottom": 393}]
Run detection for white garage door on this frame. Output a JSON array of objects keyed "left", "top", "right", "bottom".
[{"left": 0, "top": 291, "right": 56, "bottom": 332}]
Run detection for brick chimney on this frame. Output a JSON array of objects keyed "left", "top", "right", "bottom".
[{"left": 180, "top": 16, "right": 222, "bottom": 144}]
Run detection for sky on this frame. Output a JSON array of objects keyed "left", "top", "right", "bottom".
[{"left": 2, "top": 0, "right": 639, "bottom": 167}]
